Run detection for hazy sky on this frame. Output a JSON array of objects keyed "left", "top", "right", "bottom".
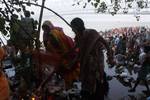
[
  {"left": 28, "top": 0, "right": 150, "bottom": 39},
  {"left": 1, "top": 0, "right": 150, "bottom": 43}
]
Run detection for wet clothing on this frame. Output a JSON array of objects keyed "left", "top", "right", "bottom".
[
  {"left": 79, "top": 29, "right": 111, "bottom": 99},
  {"left": 43, "top": 27, "right": 74, "bottom": 53},
  {"left": 0, "top": 72, "right": 10, "bottom": 100},
  {"left": 35, "top": 21, "right": 80, "bottom": 88},
  {"left": 0, "top": 47, "right": 5, "bottom": 60}
]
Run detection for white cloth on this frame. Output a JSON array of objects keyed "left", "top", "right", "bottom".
[{"left": 139, "top": 52, "right": 146, "bottom": 65}]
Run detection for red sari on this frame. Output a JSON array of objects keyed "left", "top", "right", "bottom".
[{"left": 33, "top": 27, "right": 79, "bottom": 89}]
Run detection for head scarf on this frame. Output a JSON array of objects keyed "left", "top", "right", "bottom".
[{"left": 42, "top": 20, "right": 54, "bottom": 29}]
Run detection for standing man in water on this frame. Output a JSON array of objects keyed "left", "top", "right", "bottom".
[{"left": 70, "top": 17, "right": 114, "bottom": 100}]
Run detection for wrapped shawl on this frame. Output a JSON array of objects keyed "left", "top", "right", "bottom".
[
  {"left": 80, "top": 29, "right": 105, "bottom": 93},
  {"left": 0, "top": 47, "right": 5, "bottom": 60},
  {"left": 0, "top": 72, "right": 10, "bottom": 100},
  {"left": 33, "top": 21, "right": 80, "bottom": 88}
]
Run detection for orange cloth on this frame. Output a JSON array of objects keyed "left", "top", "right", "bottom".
[
  {"left": 0, "top": 47, "right": 5, "bottom": 60},
  {"left": 35, "top": 20, "right": 80, "bottom": 88},
  {"left": 0, "top": 72, "right": 10, "bottom": 100}
]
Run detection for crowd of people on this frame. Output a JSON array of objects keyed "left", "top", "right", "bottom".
[
  {"left": 103, "top": 26, "right": 150, "bottom": 94},
  {"left": 0, "top": 16, "right": 150, "bottom": 100}
]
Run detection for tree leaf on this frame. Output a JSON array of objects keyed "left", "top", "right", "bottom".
[
  {"left": 3, "top": 29, "right": 8, "bottom": 35},
  {"left": 83, "top": 3, "right": 87, "bottom": 8},
  {"left": 31, "top": 11, "right": 34, "bottom": 15},
  {"left": 6, "top": 27, "right": 10, "bottom": 31},
  {"left": 72, "top": 4, "right": 75, "bottom": 6},
  {"left": 94, "top": 2, "right": 98, "bottom": 8},
  {"left": 17, "top": 8, "right": 21, "bottom": 12},
  {"left": 96, "top": 0, "right": 100, "bottom": 3},
  {"left": 0, "top": 17, "right": 5, "bottom": 31},
  {"left": 98, "top": 2, "right": 107, "bottom": 13},
  {"left": 88, "top": 0, "right": 91, "bottom": 2},
  {"left": 26, "top": 2, "right": 31, "bottom": 6},
  {"left": 128, "top": 4, "right": 132, "bottom": 8}
]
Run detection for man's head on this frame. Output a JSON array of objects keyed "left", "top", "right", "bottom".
[
  {"left": 144, "top": 45, "right": 150, "bottom": 53},
  {"left": 70, "top": 17, "right": 85, "bottom": 34}
]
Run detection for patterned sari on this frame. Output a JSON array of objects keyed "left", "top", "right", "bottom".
[
  {"left": 79, "top": 29, "right": 111, "bottom": 100},
  {"left": 0, "top": 72, "right": 10, "bottom": 100},
  {"left": 33, "top": 21, "right": 79, "bottom": 89}
]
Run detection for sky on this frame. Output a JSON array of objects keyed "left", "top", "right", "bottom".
[
  {"left": 1, "top": 0, "right": 150, "bottom": 43},
  {"left": 29, "top": 0, "right": 150, "bottom": 37}
]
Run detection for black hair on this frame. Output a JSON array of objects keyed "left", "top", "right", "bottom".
[
  {"left": 70, "top": 17, "right": 85, "bottom": 33},
  {"left": 144, "top": 45, "right": 150, "bottom": 53}
]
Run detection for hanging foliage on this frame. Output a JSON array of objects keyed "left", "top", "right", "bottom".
[
  {"left": 0, "top": 0, "right": 38, "bottom": 37},
  {"left": 73, "top": 0, "right": 150, "bottom": 15}
]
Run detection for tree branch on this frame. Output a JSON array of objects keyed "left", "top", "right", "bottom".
[
  {"left": 3, "top": 0, "right": 36, "bottom": 41},
  {"left": 15, "top": 1, "right": 72, "bottom": 28}
]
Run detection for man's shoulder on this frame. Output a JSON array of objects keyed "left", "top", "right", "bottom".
[
  {"left": 84, "top": 29, "right": 98, "bottom": 33},
  {"left": 83, "top": 29, "right": 99, "bottom": 36}
]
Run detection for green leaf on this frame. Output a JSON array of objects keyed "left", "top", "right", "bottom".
[
  {"left": 0, "top": 17, "right": 5, "bottom": 31},
  {"left": 94, "top": 3, "right": 98, "bottom": 8},
  {"left": 12, "top": 14, "right": 19, "bottom": 19},
  {"left": 137, "top": 1, "right": 144, "bottom": 9},
  {"left": 98, "top": 2, "right": 107, "bottom": 13},
  {"left": 12, "top": 9, "right": 15, "bottom": 12},
  {"left": 88, "top": 0, "right": 91, "bottom": 2},
  {"left": 128, "top": 4, "right": 132, "bottom": 8},
  {"left": 7, "top": 35, "right": 10, "bottom": 37},
  {"left": 111, "top": 12, "right": 116, "bottom": 16},
  {"left": 126, "top": 0, "right": 134, "bottom": 2},
  {"left": 26, "top": 2, "right": 31, "bottom": 6},
  {"left": 83, "top": 3, "right": 87, "bottom": 8},
  {"left": 22, "top": 5, "right": 26, "bottom": 11},
  {"left": 31, "top": 11, "right": 34, "bottom": 15},
  {"left": 72, "top": 4, "right": 75, "bottom": 6},
  {"left": 96, "top": 0, "right": 100, "bottom": 3},
  {"left": 17, "top": 8, "right": 21, "bottom": 12},
  {"left": 3, "top": 29, "right": 8, "bottom": 35},
  {"left": 6, "top": 27, "right": 10, "bottom": 31}
]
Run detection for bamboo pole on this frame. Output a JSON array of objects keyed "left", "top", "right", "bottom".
[
  {"left": 37, "top": 0, "right": 46, "bottom": 41},
  {"left": 14, "top": 2, "right": 71, "bottom": 28}
]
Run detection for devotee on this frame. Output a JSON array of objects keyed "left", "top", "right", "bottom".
[{"left": 70, "top": 17, "right": 114, "bottom": 100}]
